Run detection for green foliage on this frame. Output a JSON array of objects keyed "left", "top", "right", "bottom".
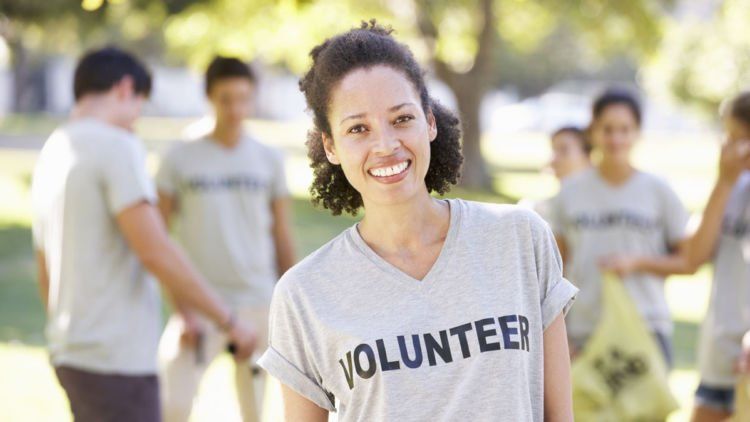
[
  {"left": 163, "top": 0, "right": 394, "bottom": 71},
  {"left": 0, "top": 0, "right": 207, "bottom": 59},
  {"left": 643, "top": 0, "right": 750, "bottom": 115}
]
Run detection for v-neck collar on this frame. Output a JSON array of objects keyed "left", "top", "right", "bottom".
[{"left": 346, "top": 198, "right": 462, "bottom": 287}]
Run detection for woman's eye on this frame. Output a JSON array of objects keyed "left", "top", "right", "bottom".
[
  {"left": 395, "top": 115, "right": 414, "bottom": 125},
  {"left": 348, "top": 124, "right": 367, "bottom": 134}
]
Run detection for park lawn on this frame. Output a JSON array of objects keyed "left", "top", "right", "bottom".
[{"left": 0, "top": 117, "right": 722, "bottom": 420}]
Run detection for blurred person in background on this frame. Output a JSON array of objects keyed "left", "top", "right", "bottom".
[
  {"left": 156, "top": 56, "right": 295, "bottom": 422},
  {"left": 549, "top": 89, "right": 690, "bottom": 364},
  {"left": 549, "top": 126, "right": 592, "bottom": 182},
  {"left": 30, "top": 47, "right": 257, "bottom": 422},
  {"left": 602, "top": 92, "right": 750, "bottom": 422},
  {"left": 520, "top": 126, "right": 591, "bottom": 221}
]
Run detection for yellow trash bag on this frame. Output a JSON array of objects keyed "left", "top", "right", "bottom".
[
  {"left": 572, "top": 273, "right": 679, "bottom": 421},
  {"left": 733, "top": 375, "right": 750, "bottom": 421}
]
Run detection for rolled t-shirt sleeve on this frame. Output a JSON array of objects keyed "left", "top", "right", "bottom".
[
  {"left": 527, "top": 212, "right": 578, "bottom": 330},
  {"left": 258, "top": 280, "right": 335, "bottom": 411},
  {"left": 102, "top": 136, "right": 156, "bottom": 215}
]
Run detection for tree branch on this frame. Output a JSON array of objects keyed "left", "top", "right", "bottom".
[
  {"left": 469, "top": 0, "right": 497, "bottom": 84},
  {"left": 414, "top": 0, "right": 460, "bottom": 89}
]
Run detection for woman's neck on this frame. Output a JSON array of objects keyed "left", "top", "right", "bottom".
[
  {"left": 358, "top": 193, "right": 450, "bottom": 255},
  {"left": 210, "top": 121, "right": 244, "bottom": 148},
  {"left": 597, "top": 158, "right": 634, "bottom": 186}
]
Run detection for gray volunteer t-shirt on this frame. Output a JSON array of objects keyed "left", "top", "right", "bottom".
[
  {"left": 31, "top": 118, "right": 160, "bottom": 374},
  {"left": 258, "top": 200, "right": 578, "bottom": 421},
  {"left": 698, "top": 172, "right": 750, "bottom": 387},
  {"left": 549, "top": 168, "right": 689, "bottom": 342},
  {"left": 156, "top": 136, "right": 288, "bottom": 307}
]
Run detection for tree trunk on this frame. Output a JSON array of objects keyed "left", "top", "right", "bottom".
[
  {"left": 416, "top": 0, "right": 497, "bottom": 191},
  {"left": 453, "top": 79, "right": 492, "bottom": 190},
  {"left": 8, "top": 37, "right": 32, "bottom": 113}
]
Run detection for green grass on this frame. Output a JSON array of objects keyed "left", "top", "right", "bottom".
[
  {"left": 0, "top": 114, "right": 63, "bottom": 136},
  {"left": 0, "top": 117, "right": 725, "bottom": 420}
]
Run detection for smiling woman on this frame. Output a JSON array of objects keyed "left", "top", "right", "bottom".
[
  {"left": 256, "top": 20, "right": 579, "bottom": 422},
  {"left": 302, "top": 23, "right": 462, "bottom": 216}
]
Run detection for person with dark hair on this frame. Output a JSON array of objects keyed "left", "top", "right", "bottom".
[
  {"left": 521, "top": 126, "right": 592, "bottom": 222},
  {"left": 550, "top": 126, "right": 591, "bottom": 181},
  {"left": 72, "top": 46, "right": 153, "bottom": 103},
  {"left": 256, "top": 21, "right": 578, "bottom": 421},
  {"left": 30, "top": 47, "right": 258, "bottom": 421},
  {"left": 204, "top": 55, "right": 256, "bottom": 93},
  {"left": 603, "top": 92, "right": 750, "bottom": 421},
  {"left": 549, "top": 89, "right": 690, "bottom": 364},
  {"left": 155, "top": 55, "right": 295, "bottom": 422}
]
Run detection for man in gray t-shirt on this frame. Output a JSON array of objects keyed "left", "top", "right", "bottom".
[
  {"left": 259, "top": 200, "right": 578, "bottom": 421},
  {"left": 155, "top": 56, "right": 296, "bottom": 422},
  {"left": 549, "top": 168, "right": 689, "bottom": 355},
  {"left": 31, "top": 48, "right": 257, "bottom": 421}
]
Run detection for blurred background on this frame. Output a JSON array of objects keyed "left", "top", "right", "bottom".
[{"left": 0, "top": 0, "right": 745, "bottom": 420}]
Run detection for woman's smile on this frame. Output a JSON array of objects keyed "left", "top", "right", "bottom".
[{"left": 367, "top": 159, "right": 412, "bottom": 183}]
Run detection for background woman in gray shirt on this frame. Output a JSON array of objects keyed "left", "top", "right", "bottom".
[{"left": 550, "top": 90, "right": 691, "bottom": 364}]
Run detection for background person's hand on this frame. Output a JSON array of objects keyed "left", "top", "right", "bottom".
[
  {"left": 227, "top": 319, "right": 258, "bottom": 362},
  {"left": 179, "top": 311, "right": 203, "bottom": 349},
  {"left": 718, "top": 139, "right": 750, "bottom": 186},
  {"left": 599, "top": 255, "right": 639, "bottom": 278},
  {"left": 736, "top": 331, "right": 750, "bottom": 374}
]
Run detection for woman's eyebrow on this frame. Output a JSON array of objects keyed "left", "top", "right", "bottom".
[
  {"left": 390, "top": 102, "right": 416, "bottom": 112},
  {"left": 340, "top": 112, "right": 366, "bottom": 126},
  {"left": 339, "top": 102, "right": 416, "bottom": 126}
]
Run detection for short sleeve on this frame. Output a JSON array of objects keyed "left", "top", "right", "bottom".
[
  {"left": 659, "top": 181, "right": 689, "bottom": 245},
  {"left": 269, "top": 147, "right": 289, "bottom": 199},
  {"left": 257, "top": 281, "right": 335, "bottom": 411},
  {"left": 155, "top": 146, "right": 181, "bottom": 196},
  {"left": 527, "top": 212, "right": 578, "bottom": 330},
  {"left": 102, "top": 136, "right": 156, "bottom": 215}
]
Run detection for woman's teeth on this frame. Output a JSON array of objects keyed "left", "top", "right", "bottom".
[{"left": 369, "top": 161, "right": 409, "bottom": 177}]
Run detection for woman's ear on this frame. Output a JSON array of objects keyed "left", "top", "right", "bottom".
[
  {"left": 427, "top": 109, "right": 438, "bottom": 142},
  {"left": 322, "top": 132, "right": 340, "bottom": 165}
]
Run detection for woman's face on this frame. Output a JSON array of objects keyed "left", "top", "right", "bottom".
[
  {"left": 590, "top": 104, "right": 640, "bottom": 165},
  {"left": 550, "top": 131, "right": 590, "bottom": 181},
  {"left": 208, "top": 77, "right": 255, "bottom": 127},
  {"left": 323, "top": 65, "right": 437, "bottom": 208}
]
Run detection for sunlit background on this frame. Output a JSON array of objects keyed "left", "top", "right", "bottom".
[{"left": 0, "top": 0, "right": 747, "bottom": 420}]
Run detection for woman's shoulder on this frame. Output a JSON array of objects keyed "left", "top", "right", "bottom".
[
  {"left": 455, "top": 199, "right": 548, "bottom": 232},
  {"left": 633, "top": 170, "right": 679, "bottom": 195},
  {"left": 273, "top": 228, "right": 355, "bottom": 297},
  {"left": 557, "top": 167, "right": 596, "bottom": 194}
]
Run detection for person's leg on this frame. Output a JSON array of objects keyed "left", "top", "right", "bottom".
[
  {"left": 55, "top": 366, "right": 95, "bottom": 421},
  {"left": 158, "top": 314, "right": 219, "bottom": 422},
  {"left": 235, "top": 306, "right": 270, "bottom": 422},
  {"left": 653, "top": 331, "right": 674, "bottom": 369},
  {"left": 55, "top": 366, "right": 160, "bottom": 422},
  {"left": 691, "top": 383, "right": 734, "bottom": 422}
]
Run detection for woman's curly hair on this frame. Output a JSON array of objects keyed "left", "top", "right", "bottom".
[{"left": 301, "top": 20, "right": 463, "bottom": 215}]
